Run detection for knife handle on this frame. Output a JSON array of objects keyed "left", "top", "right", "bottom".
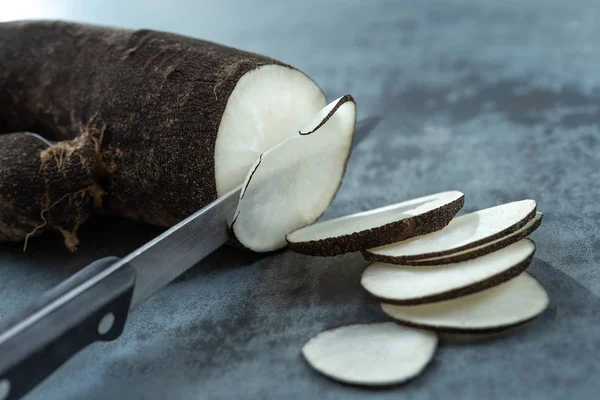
[{"left": 0, "top": 257, "right": 136, "bottom": 400}]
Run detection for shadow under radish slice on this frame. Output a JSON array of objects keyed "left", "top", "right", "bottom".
[
  {"left": 363, "top": 199, "right": 537, "bottom": 264},
  {"left": 286, "top": 191, "right": 465, "bottom": 256},
  {"left": 361, "top": 239, "right": 535, "bottom": 305},
  {"left": 231, "top": 95, "right": 356, "bottom": 252},
  {"left": 301, "top": 322, "right": 438, "bottom": 386},
  {"left": 404, "top": 212, "right": 543, "bottom": 266},
  {"left": 381, "top": 272, "right": 549, "bottom": 333}
]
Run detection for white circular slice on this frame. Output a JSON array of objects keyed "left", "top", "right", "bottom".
[
  {"left": 214, "top": 65, "right": 327, "bottom": 196},
  {"left": 361, "top": 239, "right": 535, "bottom": 304},
  {"left": 404, "top": 212, "right": 543, "bottom": 266},
  {"left": 302, "top": 322, "right": 438, "bottom": 386},
  {"left": 363, "top": 199, "right": 537, "bottom": 263},
  {"left": 381, "top": 272, "right": 549, "bottom": 333},
  {"left": 286, "top": 191, "right": 464, "bottom": 256},
  {"left": 231, "top": 95, "right": 356, "bottom": 252}
]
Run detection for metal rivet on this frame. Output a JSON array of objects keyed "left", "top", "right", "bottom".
[
  {"left": 97, "top": 312, "right": 115, "bottom": 335},
  {"left": 0, "top": 379, "right": 11, "bottom": 400}
]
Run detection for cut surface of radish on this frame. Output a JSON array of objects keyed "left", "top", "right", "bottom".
[
  {"left": 215, "top": 65, "right": 327, "bottom": 196},
  {"left": 231, "top": 95, "right": 356, "bottom": 252},
  {"left": 381, "top": 272, "right": 549, "bottom": 333},
  {"left": 405, "top": 212, "right": 543, "bottom": 266},
  {"left": 361, "top": 239, "right": 535, "bottom": 304},
  {"left": 363, "top": 199, "right": 537, "bottom": 263},
  {"left": 286, "top": 191, "right": 464, "bottom": 256},
  {"left": 302, "top": 322, "right": 438, "bottom": 386}
]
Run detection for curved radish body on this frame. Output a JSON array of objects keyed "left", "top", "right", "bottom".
[{"left": 0, "top": 21, "right": 325, "bottom": 249}]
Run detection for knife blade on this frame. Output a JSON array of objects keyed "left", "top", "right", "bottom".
[
  {"left": 0, "top": 115, "right": 380, "bottom": 400},
  {"left": 129, "top": 114, "right": 382, "bottom": 310}
]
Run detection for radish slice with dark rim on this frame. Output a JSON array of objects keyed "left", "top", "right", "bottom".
[
  {"left": 401, "top": 212, "right": 543, "bottom": 266},
  {"left": 381, "top": 272, "right": 549, "bottom": 333},
  {"left": 363, "top": 200, "right": 537, "bottom": 264},
  {"left": 362, "top": 239, "right": 535, "bottom": 305},
  {"left": 286, "top": 191, "right": 464, "bottom": 256}
]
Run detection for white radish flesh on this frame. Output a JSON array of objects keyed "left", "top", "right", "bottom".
[
  {"left": 302, "top": 322, "right": 438, "bottom": 386},
  {"left": 361, "top": 239, "right": 535, "bottom": 304},
  {"left": 381, "top": 272, "right": 549, "bottom": 333},
  {"left": 363, "top": 199, "right": 537, "bottom": 264},
  {"left": 286, "top": 191, "right": 464, "bottom": 256},
  {"left": 214, "top": 65, "right": 327, "bottom": 196},
  {"left": 231, "top": 95, "right": 356, "bottom": 252}
]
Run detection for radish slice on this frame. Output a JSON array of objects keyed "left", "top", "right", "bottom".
[
  {"left": 381, "top": 272, "right": 549, "bottom": 333},
  {"left": 215, "top": 65, "right": 327, "bottom": 196},
  {"left": 286, "top": 191, "right": 464, "bottom": 256},
  {"left": 404, "top": 212, "right": 543, "bottom": 266},
  {"left": 302, "top": 322, "right": 438, "bottom": 386},
  {"left": 363, "top": 200, "right": 537, "bottom": 264},
  {"left": 231, "top": 95, "right": 356, "bottom": 252},
  {"left": 361, "top": 239, "right": 535, "bottom": 305}
]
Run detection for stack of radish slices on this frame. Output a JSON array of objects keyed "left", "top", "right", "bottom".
[{"left": 287, "top": 192, "right": 548, "bottom": 387}]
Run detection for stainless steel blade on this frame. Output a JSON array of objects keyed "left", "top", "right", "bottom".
[
  {"left": 352, "top": 116, "right": 381, "bottom": 148},
  {"left": 14, "top": 115, "right": 382, "bottom": 323},
  {"left": 125, "top": 115, "right": 381, "bottom": 308},
  {"left": 126, "top": 186, "right": 241, "bottom": 308},
  {"left": 126, "top": 115, "right": 381, "bottom": 307},
  {"left": 125, "top": 117, "right": 381, "bottom": 309},
  {"left": 0, "top": 186, "right": 242, "bottom": 351},
  {"left": 0, "top": 116, "right": 382, "bottom": 351}
]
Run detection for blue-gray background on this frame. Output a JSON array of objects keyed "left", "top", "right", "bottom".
[{"left": 1, "top": 0, "right": 600, "bottom": 398}]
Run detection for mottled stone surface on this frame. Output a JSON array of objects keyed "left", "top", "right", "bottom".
[{"left": 1, "top": 0, "right": 600, "bottom": 398}]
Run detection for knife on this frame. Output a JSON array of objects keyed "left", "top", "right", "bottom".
[{"left": 0, "top": 116, "right": 380, "bottom": 400}]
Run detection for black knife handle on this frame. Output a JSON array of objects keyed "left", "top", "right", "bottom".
[{"left": 0, "top": 257, "right": 136, "bottom": 400}]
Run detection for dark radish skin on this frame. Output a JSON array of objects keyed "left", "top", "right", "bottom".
[
  {"left": 0, "top": 20, "right": 323, "bottom": 250},
  {"left": 0, "top": 133, "right": 100, "bottom": 250},
  {"left": 286, "top": 191, "right": 465, "bottom": 257}
]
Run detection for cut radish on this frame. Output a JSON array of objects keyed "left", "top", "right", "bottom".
[
  {"left": 381, "top": 272, "right": 549, "bottom": 333},
  {"left": 215, "top": 65, "right": 327, "bottom": 196},
  {"left": 302, "top": 322, "right": 438, "bottom": 386},
  {"left": 361, "top": 239, "right": 535, "bottom": 305},
  {"left": 0, "top": 22, "right": 332, "bottom": 248},
  {"left": 286, "top": 191, "right": 464, "bottom": 256},
  {"left": 363, "top": 199, "right": 537, "bottom": 264},
  {"left": 231, "top": 96, "right": 356, "bottom": 252},
  {"left": 404, "top": 212, "right": 542, "bottom": 266}
]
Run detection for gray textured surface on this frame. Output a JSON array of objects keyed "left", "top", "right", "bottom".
[{"left": 1, "top": 0, "right": 600, "bottom": 398}]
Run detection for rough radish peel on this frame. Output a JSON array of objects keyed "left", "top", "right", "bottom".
[
  {"left": 0, "top": 21, "right": 325, "bottom": 249},
  {"left": 286, "top": 191, "right": 464, "bottom": 256}
]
